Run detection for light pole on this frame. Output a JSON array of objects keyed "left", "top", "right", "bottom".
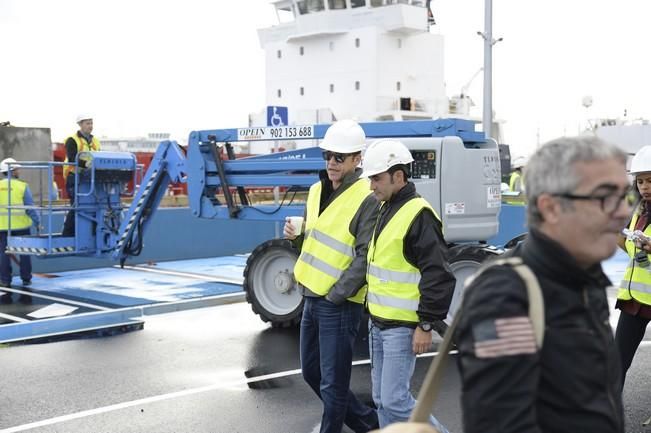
[{"left": 477, "top": 0, "right": 502, "bottom": 140}]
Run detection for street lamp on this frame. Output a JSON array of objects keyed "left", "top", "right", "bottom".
[{"left": 477, "top": 0, "right": 503, "bottom": 140}]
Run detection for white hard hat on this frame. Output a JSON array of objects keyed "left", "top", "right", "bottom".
[
  {"left": 630, "top": 145, "right": 651, "bottom": 175},
  {"left": 361, "top": 139, "right": 414, "bottom": 178},
  {"left": 0, "top": 157, "right": 19, "bottom": 174},
  {"left": 511, "top": 156, "right": 528, "bottom": 169},
  {"left": 319, "top": 119, "right": 366, "bottom": 153},
  {"left": 76, "top": 113, "right": 93, "bottom": 123}
]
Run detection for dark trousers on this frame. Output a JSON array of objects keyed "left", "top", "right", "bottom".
[
  {"left": 62, "top": 173, "right": 76, "bottom": 236},
  {"left": 615, "top": 311, "right": 650, "bottom": 387},
  {"left": 300, "top": 296, "right": 378, "bottom": 433},
  {"left": 0, "top": 229, "right": 32, "bottom": 285}
]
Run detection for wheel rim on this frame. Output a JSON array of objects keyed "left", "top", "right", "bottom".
[
  {"left": 251, "top": 247, "right": 301, "bottom": 316},
  {"left": 446, "top": 259, "right": 483, "bottom": 324}
]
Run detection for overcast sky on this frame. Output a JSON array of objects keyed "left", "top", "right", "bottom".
[{"left": 1, "top": 0, "right": 649, "bottom": 157}]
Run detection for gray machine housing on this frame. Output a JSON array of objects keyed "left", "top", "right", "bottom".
[{"left": 398, "top": 136, "right": 501, "bottom": 242}]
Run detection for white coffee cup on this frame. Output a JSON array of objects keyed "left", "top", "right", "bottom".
[{"left": 288, "top": 216, "right": 304, "bottom": 236}]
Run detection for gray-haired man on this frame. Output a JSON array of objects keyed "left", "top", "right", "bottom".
[{"left": 456, "top": 136, "right": 628, "bottom": 433}]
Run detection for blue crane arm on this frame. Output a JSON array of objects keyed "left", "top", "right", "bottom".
[
  {"left": 112, "top": 141, "right": 186, "bottom": 262},
  {"left": 113, "top": 118, "right": 486, "bottom": 264}
]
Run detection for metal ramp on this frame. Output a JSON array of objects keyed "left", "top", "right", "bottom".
[{"left": 0, "top": 256, "right": 247, "bottom": 344}]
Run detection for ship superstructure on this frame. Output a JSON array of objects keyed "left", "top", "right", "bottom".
[{"left": 248, "top": 0, "right": 460, "bottom": 152}]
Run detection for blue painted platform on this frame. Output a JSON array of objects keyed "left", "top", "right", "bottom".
[
  {"left": 33, "top": 256, "right": 246, "bottom": 307},
  {"left": 0, "top": 255, "right": 248, "bottom": 343}
]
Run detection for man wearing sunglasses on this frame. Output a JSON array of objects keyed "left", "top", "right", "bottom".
[
  {"left": 456, "top": 136, "right": 628, "bottom": 433},
  {"left": 285, "top": 119, "right": 380, "bottom": 433}
]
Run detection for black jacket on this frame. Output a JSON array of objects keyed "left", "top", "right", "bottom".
[
  {"left": 295, "top": 168, "right": 380, "bottom": 305},
  {"left": 65, "top": 131, "right": 95, "bottom": 171},
  {"left": 371, "top": 182, "right": 455, "bottom": 327},
  {"left": 455, "top": 228, "right": 624, "bottom": 433}
]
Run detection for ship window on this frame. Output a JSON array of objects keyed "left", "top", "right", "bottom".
[
  {"left": 355, "top": 38, "right": 360, "bottom": 48},
  {"left": 277, "top": 50, "right": 282, "bottom": 59},
  {"left": 397, "top": 38, "right": 402, "bottom": 49},
  {"left": 330, "top": 83, "right": 335, "bottom": 93},
  {"left": 329, "top": 41, "right": 334, "bottom": 51},
  {"left": 396, "top": 81, "right": 401, "bottom": 91},
  {"left": 300, "top": 87, "right": 305, "bottom": 96},
  {"left": 328, "top": 0, "right": 346, "bottom": 9},
  {"left": 277, "top": 89, "right": 282, "bottom": 98},
  {"left": 300, "top": 46, "right": 304, "bottom": 56},
  {"left": 301, "top": 0, "right": 323, "bottom": 13},
  {"left": 351, "top": 0, "right": 366, "bottom": 7},
  {"left": 355, "top": 81, "right": 360, "bottom": 91}
]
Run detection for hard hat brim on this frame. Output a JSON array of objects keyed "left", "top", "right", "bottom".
[{"left": 361, "top": 166, "right": 386, "bottom": 178}]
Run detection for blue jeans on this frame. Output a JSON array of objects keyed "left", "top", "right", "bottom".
[
  {"left": 300, "top": 297, "right": 378, "bottom": 433},
  {"left": 369, "top": 323, "right": 449, "bottom": 432},
  {"left": 0, "top": 229, "right": 32, "bottom": 285}
]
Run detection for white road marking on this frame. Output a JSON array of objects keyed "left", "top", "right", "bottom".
[
  {"left": 27, "top": 303, "right": 79, "bottom": 319},
  {"left": 0, "top": 348, "right": 449, "bottom": 432},
  {"left": 0, "top": 312, "right": 29, "bottom": 323},
  {"left": 0, "top": 287, "right": 109, "bottom": 311}
]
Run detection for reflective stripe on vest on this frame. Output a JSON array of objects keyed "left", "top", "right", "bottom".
[
  {"left": 618, "top": 211, "right": 651, "bottom": 304},
  {"left": 366, "top": 197, "right": 441, "bottom": 322},
  {"left": 293, "top": 178, "right": 372, "bottom": 303},
  {"left": 63, "top": 134, "right": 101, "bottom": 178},
  {"left": 0, "top": 179, "right": 31, "bottom": 230}
]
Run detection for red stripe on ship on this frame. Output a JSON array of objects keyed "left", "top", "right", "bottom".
[{"left": 474, "top": 316, "right": 537, "bottom": 359}]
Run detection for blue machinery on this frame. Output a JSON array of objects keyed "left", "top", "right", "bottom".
[{"left": 5, "top": 118, "right": 524, "bottom": 327}]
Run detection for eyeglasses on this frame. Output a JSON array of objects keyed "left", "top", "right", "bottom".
[
  {"left": 322, "top": 151, "right": 350, "bottom": 164},
  {"left": 553, "top": 187, "right": 631, "bottom": 215}
]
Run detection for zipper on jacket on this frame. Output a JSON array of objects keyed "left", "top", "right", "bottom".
[{"left": 582, "top": 287, "right": 623, "bottom": 430}]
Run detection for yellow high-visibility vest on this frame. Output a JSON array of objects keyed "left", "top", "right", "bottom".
[
  {"left": 366, "top": 197, "right": 441, "bottom": 322},
  {"left": 63, "top": 134, "right": 101, "bottom": 178},
  {"left": 294, "top": 178, "right": 372, "bottom": 303},
  {"left": 508, "top": 171, "right": 525, "bottom": 205},
  {"left": 618, "top": 211, "right": 651, "bottom": 305},
  {"left": 0, "top": 178, "right": 31, "bottom": 230},
  {"left": 509, "top": 171, "right": 522, "bottom": 192}
]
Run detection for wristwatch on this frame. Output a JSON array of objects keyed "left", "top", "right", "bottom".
[{"left": 418, "top": 321, "right": 433, "bottom": 332}]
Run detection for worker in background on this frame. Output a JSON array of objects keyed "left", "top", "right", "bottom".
[
  {"left": 361, "top": 139, "right": 454, "bottom": 431},
  {"left": 0, "top": 158, "right": 41, "bottom": 291},
  {"left": 284, "top": 119, "right": 380, "bottom": 433},
  {"left": 509, "top": 156, "right": 527, "bottom": 193},
  {"left": 615, "top": 144, "right": 651, "bottom": 387},
  {"left": 62, "top": 114, "right": 101, "bottom": 236},
  {"left": 456, "top": 136, "right": 627, "bottom": 433}
]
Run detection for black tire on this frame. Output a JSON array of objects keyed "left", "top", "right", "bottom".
[
  {"left": 446, "top": 244, "right": 500, "bottom": 323},
  {"left": 243, "top": 239, "right": 303, "bottom": 328}
]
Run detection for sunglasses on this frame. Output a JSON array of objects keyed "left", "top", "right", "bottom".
[{"left": 322, "top": 151, "right": 350, "bottom": 164}]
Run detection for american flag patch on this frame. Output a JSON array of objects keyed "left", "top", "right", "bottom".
[{"left": 472, "top": 316, "right": 537, "bottom": 359}]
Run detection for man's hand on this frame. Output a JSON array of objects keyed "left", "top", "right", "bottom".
[{"left": 412, "top": 327, "right": 433, "bottom": 355}]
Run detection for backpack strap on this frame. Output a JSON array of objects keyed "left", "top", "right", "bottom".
[{"left": 409, "top": 256, "right": 544, "bottom": 424}]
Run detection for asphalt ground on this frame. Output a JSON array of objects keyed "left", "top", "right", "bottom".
[{"left": 1, "top": 287, "right": 651, "bottom": 433}]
